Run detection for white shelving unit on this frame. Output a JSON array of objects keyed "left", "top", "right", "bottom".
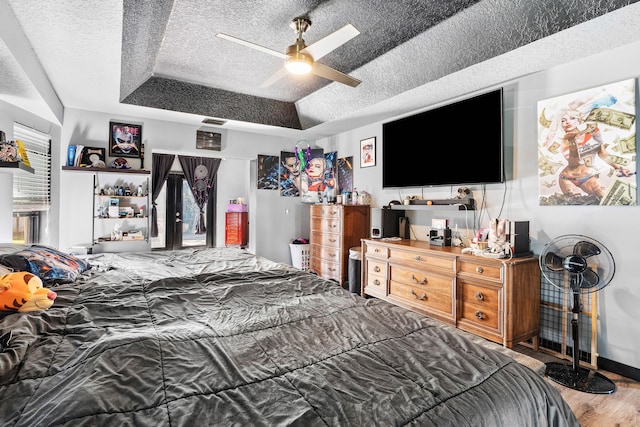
[{"left": 91, "top": 171, "right": 151, "bottom": 253}]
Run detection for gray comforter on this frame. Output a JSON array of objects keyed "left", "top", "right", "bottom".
[{"left": 0, "top": 248, "right": 578, "bottom": 426}]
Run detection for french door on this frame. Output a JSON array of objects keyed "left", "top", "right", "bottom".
[{"left": 151, "top": 173, "right": 215, "bottom": 250}]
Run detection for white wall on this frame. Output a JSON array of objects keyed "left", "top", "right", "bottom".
[
  {"left": 0, "top": 100, "right": 61, "bottom": 245},
  {"left": 313, "top": 41, "right": 640, "bottom": 371},
  {"left": 57, "top": 109, "right": 309, "bottom": 263}
]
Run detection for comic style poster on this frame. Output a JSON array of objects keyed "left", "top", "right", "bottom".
[
  {"left": 279, "top": 151, "right": 301, "bottom": 197},
  {"left": 300, "top": 149, "right": 339, "bottom": 204},
  {"left": 337, "top": 156, "right": 354, "bottom": 193},
  {"left": 256, "top": 154, "right": 279, "bottom": 190},
  {"left": 537, "top": 79, "right": 637, "bottom": 206}
]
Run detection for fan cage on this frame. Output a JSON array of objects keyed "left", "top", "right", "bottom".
[{"left": 536, "top": 270, "right": 599, "bottom": 368}]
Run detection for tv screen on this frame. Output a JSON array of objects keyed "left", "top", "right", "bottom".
[{"left": 382, "top": 88, "right": 504, "bottom": 188}]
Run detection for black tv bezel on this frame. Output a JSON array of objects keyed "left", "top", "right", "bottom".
[{"left": 381, "top": 88, "right": 505, "bottom": 189}]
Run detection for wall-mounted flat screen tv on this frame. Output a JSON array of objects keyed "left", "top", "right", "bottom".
[{"left": 382, "top": 88, "right": 504, "bottom": 188}]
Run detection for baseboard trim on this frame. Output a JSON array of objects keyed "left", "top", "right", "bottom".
[{"left": 599, "top": 357, "right": 640, "bottom": 382}]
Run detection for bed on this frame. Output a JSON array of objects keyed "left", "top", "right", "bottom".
[{"left": 0, "top": 246, "right": 579, "bottom": 426}]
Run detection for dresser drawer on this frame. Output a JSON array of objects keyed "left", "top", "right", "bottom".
[
  {"left": 311, "top": 231, "right": 341, "bottom": 248},
  {"left": 389, "top": 248, "right": 454, "bottom": 271},
  {"left": 389, "top": 281, "right": 453, "bottom": 316},
  {"left": 458, "top": 259, "right": 503, "bottom": 282},
  {"left": 311, "top": 243, "right": 341, "bottom": 263},
  {"left": 310, "top": 217, "right": 341, "bottom": 233},
  {"left": 458, "top": 281, "right": 502, "bottom": 331},
  {"left": 389, "top": 264, "right": 453, "bottom": 295},
  {"left": 459, "top": 281, "right": 501, "bottom": 311},
  {"left": 363, "top": 257, "right": 387, "bottom": 297},
  {"left": 367, "top": 258, "right": 387, "bottom": 278},
  {"left": 311, "top": 204, "right": 342, "bottom": 218},
  {"left": 310, "top": 257, "right": 341, "bottom": 282},
  {"left": 364, "top": 242, "right": 388, "bottom": 258},
  {"left": 364, "top": 273, "right": 387, "bottom": 297}
]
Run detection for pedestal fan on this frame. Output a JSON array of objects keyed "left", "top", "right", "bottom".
[{"left": 539, "top": 234, "right": 616, "bottom": 394}]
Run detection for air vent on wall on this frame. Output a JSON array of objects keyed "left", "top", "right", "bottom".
[{"left": 202, "top": 118, "right": 227, "bottom": 126}]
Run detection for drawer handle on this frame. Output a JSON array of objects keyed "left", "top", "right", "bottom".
[
  {"left": 374, "top": 266, "right": 381, "bottom": 273},
  {"left": 475, "top": 291, "right": 484, "bottom": 301},
  {"left": 411, "top": 274, "right": 427, "bottom": 285},
  {"left": 374, "top": 248, "right": 380, "bottom": 253},
  {"left": 414, "top": 256, "right": 425, "bottom": 261},
  {"left": 329, "top": 267, "right": 336, "bottom": 272},
  {"left": 329, "top": 239, "right": 337, "bottom": 242},
  {"left": 329, "top": 253, "right": 336, "bottom": 258},
  {"left": 476, "top": 267, "right": 483, "bottom": 274},
  {"left": 373, "top": 279, "right": 381, "bottom": 286},
  {"left": 475, "top": 310, "right": 484, "bottom": 320},
  {"left": 410, "top": 289, "right": 427, "bottom": 301}
]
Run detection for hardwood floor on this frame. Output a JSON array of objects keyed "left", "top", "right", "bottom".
[{"left": 514, "top": 345, "right": 640, "bottom": 427}]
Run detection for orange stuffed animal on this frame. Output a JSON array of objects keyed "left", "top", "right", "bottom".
[{"left": 0, "top": 272, "right": 57, "bottom": 312}]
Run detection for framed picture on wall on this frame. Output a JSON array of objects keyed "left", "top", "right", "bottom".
[
  {"left": 196, "top": 130, "right": 222, "bottom": 151},
  {"left": 109, "top": 122, "right": 142, "bottom": 158},
  {"left": 360, "top": 137, "right": 375, "bottom": 168}
]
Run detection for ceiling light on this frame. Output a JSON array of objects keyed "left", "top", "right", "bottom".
[{"left": 285, "top": 49, "right": 313, "bottom": 75}]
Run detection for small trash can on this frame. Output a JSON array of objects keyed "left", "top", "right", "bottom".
[{"left": 348, "top": 247, "right": 362, "bottom": 294}]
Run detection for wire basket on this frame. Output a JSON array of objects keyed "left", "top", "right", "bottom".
[{"left": 289, "top": 243, "right": 310, "bottom": 271}]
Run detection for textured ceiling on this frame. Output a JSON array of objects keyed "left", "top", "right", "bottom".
[{"left": 1, "top": 0, "right": 640, "bottom": 139}]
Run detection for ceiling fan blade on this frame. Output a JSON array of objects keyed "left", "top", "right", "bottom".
[
  {"left": 303, "top": 23, "right": 360, "bottom": 61},
  {"left": 311, "top": 62, "right": 361, "bottom": 87},
  {"left": 259, "top": 67, "right": 289, "bottom": 88},
  {"left": 216, "top": 33, "right": 288, "bottom": 59},
  {"left": 580, "top": 268, "right": 600, "bottom": 289},
  {"left": 544, "top": 252, "right": 565, "bottom": 271},
  {"left": 573, "top": 240, "right": 601, "bottom": 258}
]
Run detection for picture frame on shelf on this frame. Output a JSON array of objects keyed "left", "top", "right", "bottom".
[
  {"left": 80, "top": 147, "right": 106, "bottom": 168},
  {"left": 360, "top": 137, "right": 376, "bottom": 168},
  {"left": 109, "top": 122, "right": 142, "bottom": 158}
]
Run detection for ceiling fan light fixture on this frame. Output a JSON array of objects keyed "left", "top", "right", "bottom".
[{"left": 285, "top": 51, "right": 313, "bottom": 74}]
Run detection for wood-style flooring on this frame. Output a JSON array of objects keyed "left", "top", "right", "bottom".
[{"left": 514, "top": 345, "right": 640, "bottom": 427}]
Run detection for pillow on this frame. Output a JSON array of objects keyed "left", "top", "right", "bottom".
[{"left": 0, "top": 245, "right": 91, "bottom": 285}]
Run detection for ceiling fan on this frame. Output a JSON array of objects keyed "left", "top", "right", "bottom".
[{"left": 216, "top": 17, "right": 362, "bottom": 88}]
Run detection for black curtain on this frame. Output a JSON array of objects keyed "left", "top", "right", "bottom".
[
  {"left": 178, "top": 155, "right": 222, "bottom": 234},
  {"left": 151, "top": 153, "right": 175, "bottom": 237}
]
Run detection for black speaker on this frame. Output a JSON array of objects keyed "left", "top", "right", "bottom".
[
  {"left": 509, "top": 221, "right": 532, "bottom": 257},
  {"left": 371, "top": 208, "right": 405, "bottom": 238}
]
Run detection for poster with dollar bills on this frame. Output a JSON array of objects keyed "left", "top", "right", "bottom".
[{"left": 537, "top": 78, "right": 637, "bottom": 206}]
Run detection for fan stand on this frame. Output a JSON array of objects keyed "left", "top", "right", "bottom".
[{"left": 545, "top": 276, "right": 616, "bottom": 394}]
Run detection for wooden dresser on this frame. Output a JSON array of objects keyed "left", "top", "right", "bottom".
[
  {"left": 362, "top": 239, "right": 540, "bottom": 348},
  {"left": 310, "top": 204, "right": 370, "bottom": 284},
  {"left": 225, "top": 212, "right": 248, "bottom": 248}
]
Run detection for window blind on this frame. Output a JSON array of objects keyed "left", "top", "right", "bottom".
[{"left": 12, "top": 123, "right": 51, "bottom": 212}]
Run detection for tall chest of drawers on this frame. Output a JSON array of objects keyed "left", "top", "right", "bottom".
[
  {"left": 362, "top": 239, "right": 540, "bottom": 348},
  {"left": 225, "top": 212, "right": 248, "bottom": 248},
  {"left": 310, "top": 204, "right": 370, "bottom": 284}
]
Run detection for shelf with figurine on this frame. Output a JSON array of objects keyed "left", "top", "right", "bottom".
[
  {"left": 92, "top": 173, "right": 151, "bottom": 251},
  {"left": 0, "top": 135, "right": 35, "bottom": 174},
  {"left": 62, "top": 144, "right": 148, "bottom": 174},
  {"left": 62, "top": 166, "right": 150, "bottom": 174},
  {"left": 389, "top": 197, "right": 476, "bottom": 211},
  {"left": 0, "top": 161, "right": 35, "bottom": 174}
]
